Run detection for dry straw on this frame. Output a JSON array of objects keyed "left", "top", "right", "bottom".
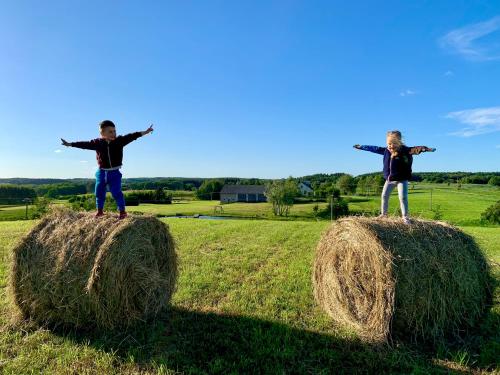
[
  {"left": 9, "top": 209, "right": 177, "bottom": 330},
  {"left": 313, "top": 217, "right": 490, "bottom": 343}
]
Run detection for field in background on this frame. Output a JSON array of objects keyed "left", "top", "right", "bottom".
[
  {"left": 0, "top": 218, "right": 498, "bottom": 373},
  {"left": 130, "top": 183, "right": 499, "bottom": 225},
  {"left": 348, "top": 184, "right": 499, "bottom": 225},
  {"left": 0, "top": 205, "right": 30, "bottom": 221},
  {"left": 1, "top": 184, "right": 498, "bottom": 225}
]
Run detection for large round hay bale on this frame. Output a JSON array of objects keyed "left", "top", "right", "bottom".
[
  {"left": 313, "top": 217, "right": 490, "bottom": 343},
  {"left": 10, "top": 210, "right": 177, "bottom": 329}
]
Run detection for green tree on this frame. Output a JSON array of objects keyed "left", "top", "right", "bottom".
[
  {"left": 196, "top": 179, "right": 223, "bottom": 200},
  {"left": 266, "top": 177, "right": 299, "bottom": 216},
  {"left": 154, "top": 187, "right": 166, "bottom": 201},
  {"left": 43, "top": 183, "right": 87, "bottom": 198},
  {"left": 488, "top": 176, "right": 500, "bottom": 187},
  {"left": 336, "top": 174, "right": 356, "bottom": 195},
  {"left": 372, "top": 175, "right": 385, "bottom": 195},
  {"left": 0, "top": 184, "right": 36, "bottom": 204},
  {"left": 364, "top": 176, "right": 374, "bottom": 196},
  {"left": 31, "top": 197, "right": 51, "bottom": 218},
  {"left": 356, "top": 177, "right": 367, "bottom": 196}
]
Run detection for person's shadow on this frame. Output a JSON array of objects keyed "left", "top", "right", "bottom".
[{"left": 60, "top": 306, "right": 470, "bottom": 374}]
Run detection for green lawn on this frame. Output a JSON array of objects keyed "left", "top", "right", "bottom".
[
  {"left": 0, "top": 205, "right": 30, "bottom": 221},
  {"left": 130, "top": 200, "right": 325, "bottom": 220},
  {"left": 0, "top": 218, "right": 498, "bottom": 374}
]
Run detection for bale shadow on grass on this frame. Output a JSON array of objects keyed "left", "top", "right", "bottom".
[{"left": 60, "top": 307, "right": 471, "bottom": 374}]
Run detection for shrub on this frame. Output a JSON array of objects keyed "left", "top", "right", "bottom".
[
  {"left": 481, "top": 201, "right": 500, "bottom": 225},
  {"left": 319, "top": 189, "right": 349, "bottom": 219},
  {"left": 31, "top": 197, "right": 51, "bottom": 219}
]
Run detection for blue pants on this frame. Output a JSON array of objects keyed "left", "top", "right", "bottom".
[{"left": 95, "top": 169, "right": 125, "bottom": 211}]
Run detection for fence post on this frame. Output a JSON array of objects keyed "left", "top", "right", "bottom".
[
  {"left": 330, "top": 193, "right": 333, "bottom": 221},
  {"left": 23, "top": 198, "right": 31, "bottom": 220},
  {"left": 430, "top": 189, "right": 433, "bottom": 211}
]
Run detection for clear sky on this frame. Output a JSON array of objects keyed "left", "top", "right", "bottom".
[{"left": 1, "top": 1, "right": 499, "bottom": 179}]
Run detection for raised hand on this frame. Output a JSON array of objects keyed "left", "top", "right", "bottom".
[
  {"left": 61, "top": 138, "right": 71, "bottom": 147},
  {"left": 142, "top": 124, "right": 154, "bottom": 136}
]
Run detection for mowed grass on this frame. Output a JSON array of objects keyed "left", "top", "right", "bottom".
[
  {"left": 0, "top": 218, "right": 498, "bottom": 374},
  {"left": 0, "top": 205, "right": 30, "bottom": 222},
  {"left": 130, "top": 200, "right": 324, "bottom": 221}
]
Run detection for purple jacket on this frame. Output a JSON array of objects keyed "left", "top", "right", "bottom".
[
  {"left": 359, "top": 145, "right": 430, "bottom": 181},
  {"left": 70, "top": 132, "right": 142, "bottom": 169}
]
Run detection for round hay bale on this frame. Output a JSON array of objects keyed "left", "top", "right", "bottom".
[
  {"left": 313, "top": 217, "right": 490, "bottom": 343},
  {"left": 9, "top": 210, "right": 177, "bottom": 329}
]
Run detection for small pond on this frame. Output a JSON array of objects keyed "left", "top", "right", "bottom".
[{"left": 161, "top": 215, "right": 243, "bottom": 220}]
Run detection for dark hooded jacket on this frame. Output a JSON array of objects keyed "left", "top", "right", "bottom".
[{"left": 70, "top": 132, "right": 142, "bottom": 169}]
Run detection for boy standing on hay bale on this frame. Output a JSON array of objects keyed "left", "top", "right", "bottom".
[
  {"left": 61, "top": 120, "right": 153, "bottom": 219},
  {"left": 354, "top": 130, "right": 435, "bottom": 224}
]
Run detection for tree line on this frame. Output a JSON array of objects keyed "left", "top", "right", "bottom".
[
  {"left": 0, "top": 185, "right": 37, "bottom": 204},
  {"left": 1, "top": 171, "right": 498, "bottom": 204}
]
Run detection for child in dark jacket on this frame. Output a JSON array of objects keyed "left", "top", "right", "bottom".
[
  {"left": 354, "top": 130, "right": 435, "bottom": 224},
  {"left": 61, "top": 120, "right": 153, "bottom": 219}
]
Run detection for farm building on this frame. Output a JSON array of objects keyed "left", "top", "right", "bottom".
[
  {"left": 220, "top": 185, "right": 267, "bottom": 203},
  {"left": 298, "top": 181, "right": 314, "bottom": 196}
]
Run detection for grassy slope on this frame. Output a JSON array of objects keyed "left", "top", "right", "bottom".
[{"left": 0, "top": 219, "right": 498, "bottom": 374}]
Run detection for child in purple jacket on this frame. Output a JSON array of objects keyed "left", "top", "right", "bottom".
[
  {"left": 61, "top": 120, "right": 153, "bottom": 219},
  {"left": 354, "top": 130, "right": 435, "bottom": 224}
]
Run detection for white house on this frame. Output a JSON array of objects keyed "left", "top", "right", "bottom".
[{"left": 298, "top": 181, "right": 314, "bottom": 196}]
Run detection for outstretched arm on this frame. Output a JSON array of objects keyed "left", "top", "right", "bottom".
[
  {"left": 353, "top": 145, "right": 386, "bottom": 155},
  {"left": 118, "top": 124, "right": 154, "bottom": 146},
  {"left": 409, "top": 146, "right": 436, "bottom": 155},
  {"left": 61, "top": 138, "right": 98, "bottom": 150}
]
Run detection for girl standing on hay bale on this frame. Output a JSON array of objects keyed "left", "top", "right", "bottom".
[
  {"left": 61, "top": 120, "right": 154, "bottom": 219},
  {"left": 354, "top": 131, "right": 435, "bottom": 224}
]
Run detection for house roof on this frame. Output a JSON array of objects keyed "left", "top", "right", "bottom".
[
  {"left": 220, "top": 184, "right": 266, "bottom": 194},
  {"left": 299, "top": 181, "right": 313, "bottom": 190}
]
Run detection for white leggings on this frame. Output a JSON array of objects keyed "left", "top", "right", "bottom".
[{"left": 381, "top": 180, "right": 408, "bottom": 217}]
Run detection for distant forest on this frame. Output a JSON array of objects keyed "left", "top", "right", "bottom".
[{"left": 0, "top": 172, "right": 498, "bottom": 203}]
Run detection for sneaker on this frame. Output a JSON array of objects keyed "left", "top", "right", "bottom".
[
  {"left": 95, "top": 209, "right": 104, "bottom": 218},
  {"left": 402, "top": 217, "right": 411, "bottom": 225},
  {"left": 119, "top": 211, "right": 128, "bottom": 220}
]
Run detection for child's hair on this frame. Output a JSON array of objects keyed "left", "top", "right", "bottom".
[
  {"left": 386, "top": 130, "right": 403, "bottom": 147},
  {"left": 386, "top": 130, "right": 404, "bottom": 155},
  {"left": 99, "top": 120, "right": 116, "bottom": 130}
]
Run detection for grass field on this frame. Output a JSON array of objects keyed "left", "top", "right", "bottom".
[
  {"left": 128, "top": 184, "right": 499, "bottom": 226},
  {"left": 1, "top": 184, "right": 498, "bottom": 225},
  {"left": 0, "top": 217, "right": 498, "bottom": 374},
  {"left": 0, "top": 205, "right": 30, "bottom": 222}
]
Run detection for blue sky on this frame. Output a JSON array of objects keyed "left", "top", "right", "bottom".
[{"left": 0, "top": 1, "right": 499, "bottom": 179}]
